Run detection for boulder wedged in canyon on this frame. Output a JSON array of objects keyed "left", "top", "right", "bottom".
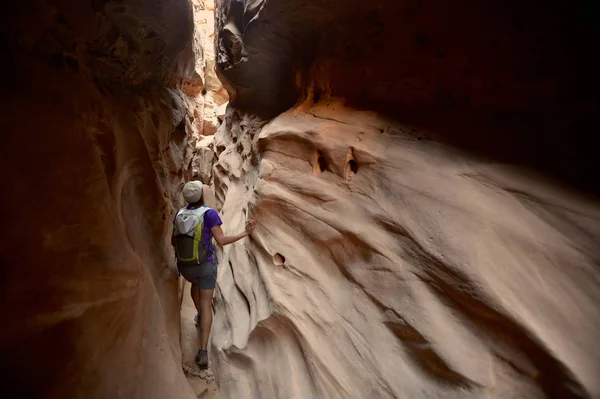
[
  {"left": 210, "top": 0, "right": 600, "bottom": 398},
  {"left": 0, "top": 1, "right": 198, "bottom": 398}
]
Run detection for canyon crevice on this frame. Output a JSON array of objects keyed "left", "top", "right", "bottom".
[{"left": 1, "top": 0, "right": 599, "bottom": 398}]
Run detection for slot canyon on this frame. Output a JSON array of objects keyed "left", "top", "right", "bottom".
[{"left": 1, "top": 0, "right": 599, "bottom": 398}]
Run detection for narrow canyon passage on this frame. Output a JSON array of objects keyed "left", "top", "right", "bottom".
[{"left": 1, "top": 0, "right": 599, "bottom": 399}]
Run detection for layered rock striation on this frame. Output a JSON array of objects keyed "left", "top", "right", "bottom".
[
  {"left": 209, "top": 1, "right": 600, "bottom": 398},
  {"left": 0, "top": 1, "right": 200, "bottom": 398}
]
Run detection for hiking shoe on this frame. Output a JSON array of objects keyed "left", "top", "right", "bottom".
[
  {"left": 194, "top": 314, "right": 200, "bottom": 327},
  {"left": 195, "top": 349, "right": 208, "bottom": 369}
]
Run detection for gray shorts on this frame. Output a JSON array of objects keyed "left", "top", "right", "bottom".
[{"left": 177, "top": 262, "right": 217, "bottom": 290}]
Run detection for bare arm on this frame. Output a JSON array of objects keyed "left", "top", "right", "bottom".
[{"left": 211, "top": 220, "right": 257, "bottom": 246}]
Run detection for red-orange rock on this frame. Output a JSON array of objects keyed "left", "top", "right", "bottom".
[{"left": 0, "top": 1, "right": 198, "bottom": 398}]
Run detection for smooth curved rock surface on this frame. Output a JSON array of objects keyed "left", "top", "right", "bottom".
[
  {"left": 210, "top": 0, "right": 600, "bottom": 398},
  {"left": 211, "top": 99, "right": 600, "bottom": 398},
  {"left": 0, "top": 1, "right": 198, "bottom": 398}
]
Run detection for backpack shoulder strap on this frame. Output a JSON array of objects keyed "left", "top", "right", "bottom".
[
  {"left": 173, "top": 206, "right": 206, "bottom": 237},
  {"left": 198, "top": 205, "right": 211, "bottom": 214},
  {"left": 190, "top": 206, "right": 210, "bottom": 238}
]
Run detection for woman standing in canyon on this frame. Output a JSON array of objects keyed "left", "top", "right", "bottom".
[{"left": 172, "top": 180, "right": 256, "bottom": 368}]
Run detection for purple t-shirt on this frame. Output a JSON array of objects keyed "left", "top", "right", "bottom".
[{"left": 198, "top": 207, "right": 222, "bottom": 263}]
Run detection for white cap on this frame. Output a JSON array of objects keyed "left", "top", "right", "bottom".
[{"left": 182, "top": 181, "right": 204, "bottom": 203}]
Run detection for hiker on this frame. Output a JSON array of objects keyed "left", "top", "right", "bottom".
[{"left": 172, "top": 180, "right": 256, "bottom": 368}]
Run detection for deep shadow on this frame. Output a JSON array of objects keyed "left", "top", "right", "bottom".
[{"left": 215, "top": 0, "right": 600, "bottom": 195}]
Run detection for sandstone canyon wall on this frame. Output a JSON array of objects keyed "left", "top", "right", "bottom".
[
  {"left": 0, "top": 1, "right": 200, "bottom": 398},
  {"left": 182, "top": 0, "right": 228, "bottom": 186},
  {"left": 209, "top": 1, "right": 600, "bottom": 398}
]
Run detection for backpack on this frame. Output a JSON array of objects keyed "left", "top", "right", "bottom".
[{"left": 173, "top": 206, "right": 210, "bottom": 265}]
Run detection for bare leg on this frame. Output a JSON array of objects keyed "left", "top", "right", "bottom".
[
  {"left": 190, "top": 283, "right": 201, "bottom": 315},
  {"left": 199, "top": 288, "right": 214, "bottom": 350}
]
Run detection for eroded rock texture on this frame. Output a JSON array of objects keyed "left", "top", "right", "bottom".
[
  {"left": 182, "top": 0, "right": 226, "bottom": 186},
  {"left": 210, "top": 0, "right": 600, "bottom": 398},
  {"left": 181, "top": 0, "right": 228, "bottom": 141},
  {"left": 0, "top": 1, "right": 198, "bottom": 398}
]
